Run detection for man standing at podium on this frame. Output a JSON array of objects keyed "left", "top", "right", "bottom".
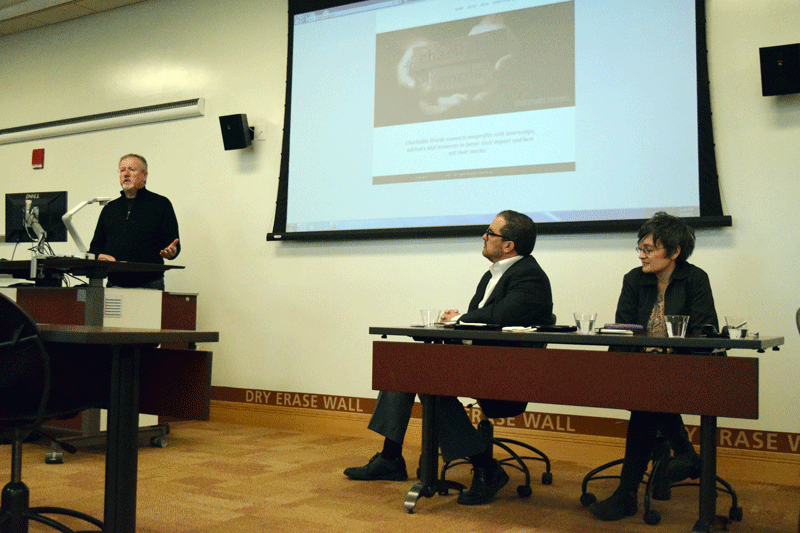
[
  {"left": 345, "top": 210, "right": 553, "bottom": 505},
  {"left": 89, "top": 154, "right": 180, "bottom": 290}
]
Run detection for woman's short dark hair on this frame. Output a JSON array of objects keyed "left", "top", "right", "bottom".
[
  {"left": 497, "top": 210, "right": 537, "bottom": 256},
  {"left": 638, "top": 211, "right": 695, "bottom": 263}
]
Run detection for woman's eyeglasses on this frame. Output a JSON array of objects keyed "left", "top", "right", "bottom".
[{"left": 635, "top": 246, "right": 664, "bottom": 256}]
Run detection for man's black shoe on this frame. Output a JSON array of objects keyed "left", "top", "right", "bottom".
[
  {"left": 457, "top": 460, "right": 509, "bottom": 505},
  {"left": 343, "top": 453, "right": 408, "bottom": 481},
  {"left": 666, "top": 454, "right": 701, "bottom": 483}
]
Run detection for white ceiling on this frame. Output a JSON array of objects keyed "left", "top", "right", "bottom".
[{"left": 0, "top": 0, "right": 148, "bottom": 37}]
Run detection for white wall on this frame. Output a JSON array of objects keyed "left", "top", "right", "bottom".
[{"left": 1, "top": 0, "right": 798, "bottom": 433}]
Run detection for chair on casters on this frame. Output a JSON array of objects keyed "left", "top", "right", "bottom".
[
  {"left": 441, "top": 399, "right": 552, "bottom": 498},
  {"left": 0, "top": 293, "right": 105, "bottom": 533},
  {"left": 440, "top": 314, "right": 557, "bottom": 498},
  {"left": 579, "top": 435, "right": 742, "bottom": 526},
  {"left": 580, "top": 337, "right": 743, "bottom": 526}
]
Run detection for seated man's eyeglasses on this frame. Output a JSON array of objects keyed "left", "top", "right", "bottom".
[{"left": 484, "top": 228, "right": 508, "bottom": 240}]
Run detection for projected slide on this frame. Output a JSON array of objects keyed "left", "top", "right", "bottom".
[
  {"left": 373, "top": 3, "right": 574, "bottom": 186},
  {"left": 280, "top": 0, "right": 703, "bottom": 236}
]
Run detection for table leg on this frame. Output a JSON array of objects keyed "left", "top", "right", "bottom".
[
  {"left": 403, "top": 395, "right": 466, "bottom": 513},
  {"left": 405, "top": 394, "right": 438, "bottom": 512},
  {"left": 692, "top": 415, "right": 716, "bottom": 533},
  {"left": 104, "top": 344, "right": 141, "bottom": 533}
]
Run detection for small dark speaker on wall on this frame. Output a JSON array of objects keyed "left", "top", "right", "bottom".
[
  {"left": 219, "top": 114, "right": 254, "bottom": 150},
  {"left": 759, "top": 44, "right": 800, "bottom": 96}
]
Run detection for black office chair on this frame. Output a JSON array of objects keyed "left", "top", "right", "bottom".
[
  {"left": 579, "top": 332, "right": 743, "bottom": 526},
  {"left": 0, "top": 293, "right": 105, "bottom": 533},
  {"left": 440, "top": 398, "right": 552, "bottom": 497},
  {"left": 796, "top": 307, "right": 799, "bottom": 337},
  {"left": 439, "top": 315, "right": 557, "bottom": 498},
  {"left": 579, "top": 425, "right": 742, "bottom": 526}
]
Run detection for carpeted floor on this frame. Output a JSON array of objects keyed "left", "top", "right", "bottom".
[{"left": 3, "top": 420, "right": 799, "bottom": 532}]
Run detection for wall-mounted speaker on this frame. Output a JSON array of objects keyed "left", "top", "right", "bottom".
[
  {"left": 759, "top": 44, "right": 800, "bottom": 96},
  {"left": 219, "top": 114, "right": 253, "bottom": 150}
]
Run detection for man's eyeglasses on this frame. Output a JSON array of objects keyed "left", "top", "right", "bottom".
[
  {"left": 484, "top": 228, "right": 507, "bottom": 240},
  {"left": 635, "top": 246, "right": 664, "bottom": 256}
]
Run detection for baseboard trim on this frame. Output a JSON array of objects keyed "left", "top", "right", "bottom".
[{"left": 209, "top": 400, "right": 800, "bottom": 487}]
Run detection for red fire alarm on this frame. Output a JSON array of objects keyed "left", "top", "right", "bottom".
[{"left": 32, "top": 148, "right": 45, "bottom": 169}]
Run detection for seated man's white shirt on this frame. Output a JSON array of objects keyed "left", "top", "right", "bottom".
[
  {"left": 477, "top": 255, "right": 524, "bottom": 309},
  {"left": 453, "top": 255, "right": 524, "bottom": 323}
]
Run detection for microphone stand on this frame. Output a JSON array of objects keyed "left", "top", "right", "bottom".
[{"left": 24, "top": 200, "right": 49, "bottom": 279}]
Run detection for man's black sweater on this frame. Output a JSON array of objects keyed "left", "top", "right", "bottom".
[{"left": 89, "top": 187, "right": 180, "bottom": 288}]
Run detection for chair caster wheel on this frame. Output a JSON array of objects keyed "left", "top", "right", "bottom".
[
  {"left": 150, "top": 436, "right": 168, "bottom": 448},
  {"left": 45, "top": 451, "right": 64, "bottom": 464},
  {"left": 729, "top": 506, "right": 743, "bottom": 521},
  {"left": 517, "top": 485, "right": 532, "bottom": 497},
  {"left": 541, "top": 472, "right": 553, "bottom": 485},
  {"left": 644, "top": 509, "right": 661, "bottom": 525},
  {"left": 580, "top": 492, "right": 597, "bottom": 506}
]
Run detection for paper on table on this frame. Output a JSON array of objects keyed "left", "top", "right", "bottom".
[{"left": 596, "top": 328, "right": 634, "bottom": 335}]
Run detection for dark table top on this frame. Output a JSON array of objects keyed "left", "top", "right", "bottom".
[
  {"left": 0, "top": 257, "right": 183, "bottom": 280},
  {"left": 369, "top": 326, "right": 784, "bottom": 352},
  {"left": 38, "top": 323, "right": 218, "bottom": 345}
]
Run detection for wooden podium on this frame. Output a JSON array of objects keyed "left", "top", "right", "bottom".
[{"left": 0, "top": 256, "right": 183, "bottom": 320}]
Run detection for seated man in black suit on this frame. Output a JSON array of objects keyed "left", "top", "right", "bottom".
[{"left": 344, "top": 210, "right": 553, "bottom": 505}]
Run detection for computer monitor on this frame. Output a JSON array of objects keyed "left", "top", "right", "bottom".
[{"left": 4, "top": 191, "right": 68, "bottom": 244}]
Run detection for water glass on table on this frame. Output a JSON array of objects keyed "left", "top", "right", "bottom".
[
  {"left": 573, "top": 312, "right": 597, "bottom": 334},
  {"left": 725, "top": 316, "right": 749, "bottom": 339},
  {"left": 420, "top": 309, "right": 441, "bottom": 327},
  {"left": 665, "top": 315, "right": 689, "bottom": 337}
]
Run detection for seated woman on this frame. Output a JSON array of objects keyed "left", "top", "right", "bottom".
[{"left": 589, "top": 212, "right": 719, "bottom": 521}]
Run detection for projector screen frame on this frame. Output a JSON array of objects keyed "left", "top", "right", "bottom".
[{"left": 268, "top": 0, "right": 730, "bottom": 242}]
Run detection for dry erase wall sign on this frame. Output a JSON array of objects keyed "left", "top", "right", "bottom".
[
  {"left": 32, "top": 148, "right": 45, "bottom": 169},
  {"left": 213, "top": 385, "right": 800, "bottom": 455}
]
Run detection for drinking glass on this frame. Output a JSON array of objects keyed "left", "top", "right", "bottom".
[
  {"left": 725, "top": 316, "right": 749, "bottom": 339},
  {"left": 573, "top": 312, "right": 597, "bottom": 334},
  {"left": 420, "top": 309, "right": 440, "bottom": 327},
  {"left": 665, "top": 315, "right": 689, "bottom": 338}
]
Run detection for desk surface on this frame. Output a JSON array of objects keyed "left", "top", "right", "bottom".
[
  {"left": 0, "top": 257, "right": 184, "bottom": 283},
  {"left": 39, "top": 323, "right": 218, "bottom": 345},
  {"left": 370, "top": 326, "right": 776, "bottom": 524},
  {"left": 369, "top": 326, "right": 784, "bottom": 352},
  {"left": 39, "top": 324, "right": 218, "bottom": 533},
  {"left": 372, "top": 340, "right": 761, "bottom": 419},
  {"left": 369, "top": 326, "right": 779, "bottom": 419}
]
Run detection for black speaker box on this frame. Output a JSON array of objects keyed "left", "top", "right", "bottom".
[
  {"left": 219, "top": 114, "right": 253, "bottom": 150},
  {"left": 759, "top": 44, "right": 800, "bottom": 96}
]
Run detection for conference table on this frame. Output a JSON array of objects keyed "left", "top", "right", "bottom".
[
  {"left": 39, "top": 324, "right": 219, "bottom": 533},
  {"left": 370, "top": 326, "right": 783, "bottom": 532}
]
